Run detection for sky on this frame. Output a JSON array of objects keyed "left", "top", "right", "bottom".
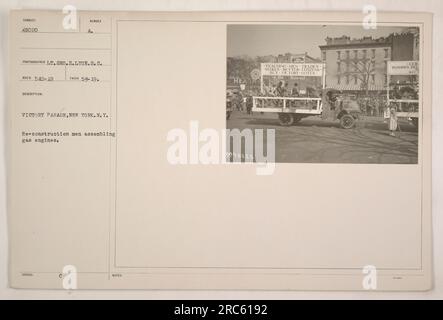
[{"left": 227, "top": 25, "right": 410, "bottom": 59}]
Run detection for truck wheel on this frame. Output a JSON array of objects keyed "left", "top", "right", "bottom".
[
  {"left": 340, "top": 114, "right": 355, "bottom": 129},
  {"left": 278, "top": 113, "right": 294, "bottom": 126}
]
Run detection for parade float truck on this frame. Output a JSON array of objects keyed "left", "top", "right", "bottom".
[
  {"left": 251, "top": 62, "right": 361, "bottom": 129},
  {"left": 386, "top": 60, "right": 419, "bottom": 127}
]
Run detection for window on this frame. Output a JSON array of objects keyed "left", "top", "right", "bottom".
[
  {"left": 322, "top": 51, "right": 326, "bottom": 61},
  {"left": 353, "top": 50, "right": 358, "bottom": 59},
  {"left": 337, "top": 61, "right": 341, "bottom": 72},
  {"left": 346, "top": 50, "right": 350, "bottom": 59},
  {"left": 337, "top": 51, "right": 341, "bottom": 60},
  {"left": 363, "top": 49, "right": 367, "bottom": 60},
  {"left": 346, "top": 75, "right": 349, "bottom": 84},
  {"left": 371, "top": 49, "right": 376, "bottom": 58},
  {"left": 371, "top": 74, "right": 375, "bottom": 83},
  {"left": 384, "top": 48, "right": 389, "bottom": 58},
  {"left": 337, "top": 75, "right": 341, "bottom": 84},
  {"left": 354, "top": 75, "right": 358, "bottom": 85}
]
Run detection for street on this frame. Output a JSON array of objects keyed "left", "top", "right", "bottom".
[{"left": 227, "top": 111, "right": 418, "bottom": 164}]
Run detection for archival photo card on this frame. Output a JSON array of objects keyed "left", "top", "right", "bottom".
[{"left": 7, "top": 10, "right": 432, "bottom": 291}]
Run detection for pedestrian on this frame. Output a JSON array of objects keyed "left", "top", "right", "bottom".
[
  {"left": 392, "top": 84, "right": 403, "bottom": 112},
  {"left": 276, "top": 81, "right": 286, "bottom": 96},
  {"left": 388, "top": 106, "right": 398, "bottom": 137},
  {"left": 291, "top": 83, "right": 299, "bottom": 96},
  {"left": 246, "top": 95, "right": 253, "bottom": 115},
  {"left": 374, "top": 98, "right": 380, "bottom": 117},
  {"left": 275, "top": 81, "right": 285, "bottom": 108},
  {"left": 383, "top": 103, "right": 389, "bottom": 123}
]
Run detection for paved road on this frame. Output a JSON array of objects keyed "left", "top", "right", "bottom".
[{"left": 227, "top": 111, "right": 418, "bottom": 164}]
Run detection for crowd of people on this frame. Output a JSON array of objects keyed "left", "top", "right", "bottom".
[{"left": 262, "top": 81, "right": 320, "bottom": 98}]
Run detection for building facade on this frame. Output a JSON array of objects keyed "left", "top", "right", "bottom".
[
  {"left": 319, "top": 32, "right": 418, "bottom": 96},
  {"left": 319, "top": 36, "right": 391, "bottom": 94}
]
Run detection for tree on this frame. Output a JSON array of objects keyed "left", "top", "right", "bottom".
[{"left": 346, "top": 57, "right": 376, "bottom": 96}]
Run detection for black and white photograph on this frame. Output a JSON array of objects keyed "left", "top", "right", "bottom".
[{"left": 227, "top": 24, "right": 420, "bottom": 163}]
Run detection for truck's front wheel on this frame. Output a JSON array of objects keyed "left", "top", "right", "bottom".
[
  {"left": 340, "top": 114, "right": 355, "bottom": 129},
  {"left": 278, "top": 113, "right": 294, "bottom": 126}
]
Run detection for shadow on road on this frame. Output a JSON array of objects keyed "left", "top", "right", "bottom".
[{"left": 237, "top": 114, "right": 418, "bottom": 133}]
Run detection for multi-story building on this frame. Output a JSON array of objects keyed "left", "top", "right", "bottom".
[
  {"left": 399, "top": 27, "right": 420, "bottom": 61},
  {"left": 319, "top": 35, "right": 391, "bottom": 94},
  {"left": 392, "top": 32, "right": 417, "bottom": 61},
  {"left": 319, "top": 32, "right": 418, "bottom": 96}
]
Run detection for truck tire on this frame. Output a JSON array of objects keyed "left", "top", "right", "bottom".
[
  {"left": 340, "top": 114, "right": 355, "bottom": 129},
  {"left": 278, "top": 113, "right": 294, "bottom": 126}
]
